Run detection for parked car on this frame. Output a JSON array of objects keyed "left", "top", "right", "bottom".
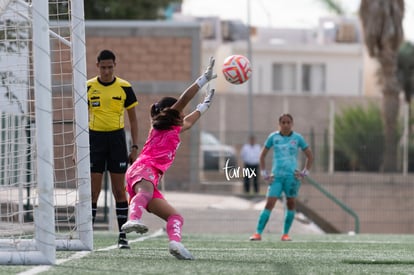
[{"left": 200, "top": 131, "right": 237, "bottom": 170}]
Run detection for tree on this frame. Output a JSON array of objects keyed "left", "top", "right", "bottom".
[
  {"left": 359, "top": 0, "right": 405, "bottom": 172},
  {"left": 398, "top": 41, "right": 414, "bottom": 104},
  {"left": 83, "top": 0, "right": 182, "bottom": 20},
  {"left": 397, "top": 41, "right": 414, "bottom": 171},
  {"left": 334, "top": 104, "right": 386, "bottom": 171},
  {"left": 0, "top": 19, "right": 29, "bottom": 111},
  {"left": 316, "top": 0, "right": 347, "bottom": 15}
]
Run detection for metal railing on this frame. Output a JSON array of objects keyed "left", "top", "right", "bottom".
[{"left": 306, "top": 176, "right": 360, "bottom": 233}]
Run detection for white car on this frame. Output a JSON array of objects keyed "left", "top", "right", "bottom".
[{"left": 200, "top": 131, "right": 237, "bottom": 170}]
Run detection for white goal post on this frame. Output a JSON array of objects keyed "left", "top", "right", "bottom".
[{"left": 0, "top": 0, "right": 92, "bottom": 265}]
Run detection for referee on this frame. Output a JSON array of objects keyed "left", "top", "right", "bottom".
[{"left": 87, "top": 49, "right": 139, "bottom": 249}]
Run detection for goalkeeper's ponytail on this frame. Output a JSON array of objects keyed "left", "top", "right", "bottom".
[{"left": 151, "top": 97, "right": 182, "bottom": 130}]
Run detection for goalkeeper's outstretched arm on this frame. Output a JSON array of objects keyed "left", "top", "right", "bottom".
[
  {"left": 172, "top": 56, "right": 216, "bottom": 114},
  {"left": 182, "top": 88, "right": 215, "bottom": 132}
]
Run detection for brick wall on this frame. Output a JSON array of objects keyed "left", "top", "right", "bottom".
[{"left": 85, "top": 36, "right": 193, "bottom": 82}]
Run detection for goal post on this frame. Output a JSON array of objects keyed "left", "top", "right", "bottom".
[
  {"left": 69, "top": 0, "right": 92, "bottom": 250},
  {"left": 0, "top": 0, "right": 92, "bottom": 265}
]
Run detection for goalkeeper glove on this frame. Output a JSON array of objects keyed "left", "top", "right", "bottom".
[
  {"left": 196, "top": 56, "right": 217, "bottom": 88},
  {"left": 196, "top": 89, "right": 215, "bottom": 115}
]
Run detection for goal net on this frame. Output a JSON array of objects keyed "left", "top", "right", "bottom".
[{"left": 0, "top": 0, "right": 91, "bottom": 265}]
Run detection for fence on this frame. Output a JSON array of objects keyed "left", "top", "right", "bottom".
[
  {"left": 2, "top": 113, "right": 413, "bottom": 234},
  {"left": 0, "top": 112, "right": 33, "bottom": 187},
  {"left": 190, "top": 129, "right": 414, "bottom": 234}
]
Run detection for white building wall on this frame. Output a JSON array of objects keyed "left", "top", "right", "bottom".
[
  {"left": 200, "top": 18, "right": 365, "bottom": 97},
  {"left": 202, "top": 40, "right": 363, "bottom": 96}
]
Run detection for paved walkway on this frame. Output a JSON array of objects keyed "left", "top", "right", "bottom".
[
  {"left": 111, "top": 191, "right": 324, "bottom": 236},
  {"left": 1, "top": 187, "right": 324, "bottom": 236}
]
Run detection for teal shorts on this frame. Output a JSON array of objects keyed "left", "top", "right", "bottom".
[{"left": 266, "top": 174, "right": 301, "bottom": 198}]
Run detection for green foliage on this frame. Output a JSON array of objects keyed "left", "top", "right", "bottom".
[
  {"left": 48, "top": 1, "right": 69, "bottom": 20},
  {"left": 84, "top": 0, "right": 182, "bottom": 20},
  {"left": 334, "top": 104, "right": 384, "bottom": 171},
  {"left": 0, "top": 20, "right": 29, "bottom": 53},
  {"left": 397, "top": 41, "right": 414, "bottom": 102},
  {"left": 315, "top": 0, "right": 347, "bottom": 15}
]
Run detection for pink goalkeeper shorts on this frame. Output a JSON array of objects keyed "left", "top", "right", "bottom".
[{"left": 125, "top": 164, "right": 165, "bottom": 202}]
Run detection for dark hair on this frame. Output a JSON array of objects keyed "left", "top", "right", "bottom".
[
  {"left": 278, "top": 113, "right": 293, "bottom": 122},
  {"left": 97, "top": 50, "right": 115, "bottom": 62},
  {"left": 151, "top": 97, "right": 182, "bottom": 130}
]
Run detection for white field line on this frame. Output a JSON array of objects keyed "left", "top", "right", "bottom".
[{"left": 17, "top": 228, "right": 165, "bottom": 275}]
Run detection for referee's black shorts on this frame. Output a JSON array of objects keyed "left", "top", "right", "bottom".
[{"left": 89, "top": 129, "right": 128, "bottom": 173}]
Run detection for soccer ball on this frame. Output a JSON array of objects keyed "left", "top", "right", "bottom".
[{"left": 222, "top": 55, "right": 252, "bottom": 84}]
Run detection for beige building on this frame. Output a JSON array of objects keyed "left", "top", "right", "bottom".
[{"left": 198, "top": 16, "right": 373, "bottom": 97}]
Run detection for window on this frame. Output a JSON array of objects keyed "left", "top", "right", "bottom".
[
  {"left": 302, "top": 64, "right": 326, "bottom": 94},
  {"left": 272, "top": 63, "right": 296, "bottom": 92}
]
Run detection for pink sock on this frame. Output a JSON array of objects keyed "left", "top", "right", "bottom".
[
  {"left": 129, "top": 191, "right": 152, "bottom": 220},
  {"left": 166, "top": 214, "right": 184, "bottom": 242}
]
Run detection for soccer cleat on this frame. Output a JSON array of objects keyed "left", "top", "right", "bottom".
[
  {"left": 118, "top": 237, "right": 130, "bottom": 249},
  {"left": 121, "top": 220, "right": 148, "bottom": 234},
  {"left": 281, "top": 234, "right": 292, "bottom": 241},
  {"left": 169, "top": 241, "right": 194, "bottom": 260},
  {"left": 249, "top": 233, "right": 262, "bottom": 241}
]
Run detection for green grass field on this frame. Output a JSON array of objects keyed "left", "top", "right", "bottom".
[{"left": 3, "top": 231, "right": 414, "bottom": 275}]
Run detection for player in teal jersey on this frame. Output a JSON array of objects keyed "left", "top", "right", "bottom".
[{"left": 250, "top": 113, "right": 313, "bottom": 241}]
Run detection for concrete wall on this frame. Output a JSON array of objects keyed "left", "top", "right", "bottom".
[{"left": 302, "top": 172, "right": 414, "bottom": 234}]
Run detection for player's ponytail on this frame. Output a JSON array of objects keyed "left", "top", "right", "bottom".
[{"left": 151, "top": 97, "right": 182, "bottom": 130}]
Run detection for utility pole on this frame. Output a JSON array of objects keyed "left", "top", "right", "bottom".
[{"left": 247, "top": 0, "right": 253, "bottom": 136}]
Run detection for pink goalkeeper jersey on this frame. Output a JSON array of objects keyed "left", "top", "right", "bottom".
[
  {"left": 126, "top": 125, "right": 182, "bottom": 201},
  {"left": 134, "top": 125, "right": 182, "bottom": 173}
]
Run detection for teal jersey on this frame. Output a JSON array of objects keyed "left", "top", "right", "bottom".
[{"left": 264, "top": 131, "right": 308, "bottom": 176}]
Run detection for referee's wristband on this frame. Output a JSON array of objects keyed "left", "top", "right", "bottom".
[{"left": 131, "top": 144, "right": 139, "bottom": 150}]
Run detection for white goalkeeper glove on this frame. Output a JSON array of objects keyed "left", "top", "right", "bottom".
[
  {"left": 196, "top": 88, "right": 215, "bottom": 115},
  {"left": 196, "top": 56, "right": 217, "bottom": 88}
]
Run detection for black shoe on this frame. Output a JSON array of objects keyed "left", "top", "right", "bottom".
[{"left": 118, "top": 237, "right": 130, "bottom": 249}]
